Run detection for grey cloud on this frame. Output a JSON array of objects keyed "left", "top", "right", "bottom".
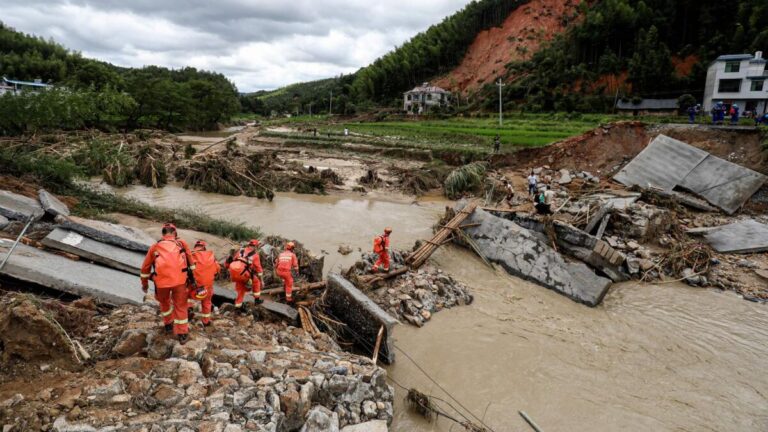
[{"left": 2, "top": 0, "right": 470, "bottom": 91}]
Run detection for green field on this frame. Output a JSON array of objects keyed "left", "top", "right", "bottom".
[{"left": 261, "top": 113, "right": 710, "bottom": 162}]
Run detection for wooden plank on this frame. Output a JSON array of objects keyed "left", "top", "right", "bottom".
[{"left": 595, "top": 214, "right": 611, "bottom": 240}]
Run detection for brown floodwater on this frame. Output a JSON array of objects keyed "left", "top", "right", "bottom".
[
  {"left": 99, "top": 182, "right": 768, "bottom": 431},
  {"left": 389, "top": 248, "right": 768, "bottom": 432},
  {"left": 100, "top": 183, "right": 447, "bottom": 273}
]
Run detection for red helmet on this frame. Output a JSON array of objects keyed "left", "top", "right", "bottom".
[
  {"left": 248, "top": 239, "right": 260, "bottom": 247},
  {"left": 384, "top": 227, "right": 393, "bottom": 234},
  {"left": 286, "top": 241, "right": 295, "bottom": 251},
  {"left": 194, "top": 240, "right": 208, "bottom": 250}
]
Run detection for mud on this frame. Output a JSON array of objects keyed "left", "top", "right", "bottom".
[{"left": 389, "top": 247, "right": 768, "bottom": 431}]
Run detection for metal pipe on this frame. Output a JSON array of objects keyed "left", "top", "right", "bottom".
[
  {"left": 0, "top": 216, "right": 35, "bottom": 272},
  {"left": 519, "top": 411, "right": 543, "bottom": 432}
]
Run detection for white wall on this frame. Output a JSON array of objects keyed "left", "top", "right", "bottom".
[{"left": 704, "top": 57, "right": 768, "bottom": 112}]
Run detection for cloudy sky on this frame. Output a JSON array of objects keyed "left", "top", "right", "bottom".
[{"left": 3, "top": 0, "right": 470, "bottom": 92}]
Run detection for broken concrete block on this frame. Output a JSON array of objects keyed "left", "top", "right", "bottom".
[
  {"left": 0, "top": 190, "right": 43, "bottom": 221},
  {"left": 557, "top": 169, "right": 572, "bottom": 185},
  {"left": 701, "top": 219, "right": 768, "bottom": 254},
  {"left": 325, "top": 273, "right": 398, "bottom": 364},
  {"left": 55, "top": 215, "right": 155, "bottom": 252},
  {"left": 42, "top": 228, "right": 145, "bottom": 274},
  {"left": 255, "top": 300, "right": 298, "bottom": 323},
  {"left": 0, "top": 239, "right": 143, "bottom": 306},
  {"left": 0, "top": 215, "right": 8, "bottom": 230},
  {"left": 38, "top": 189, "right": 70, "bottom": 217},
  {"left": 463, "top": 207, "right": 612, "bottom": 306}
]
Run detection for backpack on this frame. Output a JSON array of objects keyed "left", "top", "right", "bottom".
[
  {"left": 373, "top": 236, "right": 384, "bottom": 253},
  {"left": 153, "top": 239, "right": 188, "bottom": 287},
  {"left": 228, "top": 258, "right": 251, "bottom": 283}
]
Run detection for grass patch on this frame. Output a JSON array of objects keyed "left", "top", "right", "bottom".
[
  {"left": 444, "top": 162, "right": 487, "bottom": 199},
  {"left": 71, "top": 186, "right": 262, "bottom": 242}
]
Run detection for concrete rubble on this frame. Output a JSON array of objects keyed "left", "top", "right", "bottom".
[
  {"left": 325, "top": 274, "right": 398, "bottom": 364},
  {"left": 689, "top": 219, "right": 768, "bottom": 254},
  {"left": 0, "top": 190, "right": 44, "bottom": 221},
  {"left": 42, "top": 228, "right": 145, "bottom": 275},
  {"left": 459, "top": 204, "right": 613, "bottom": 307},
  {"left": 55, "top": 215, "right": 155, "bottom": 252},
  {"left": 614, "top": 134, "right": 766, "bottom": 214},
  {"left": 38, "top": 189, "right": 70, "bottom": 218},
  {"left": 0, "top": 291, "right": 395, "bottom": 431},
  {"left": 0, "top": 239, "right": 144, "bottom": 305}
]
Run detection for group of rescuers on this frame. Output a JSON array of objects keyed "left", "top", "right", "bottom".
[
  {"left": 139, "top": 223, "right": 394, "bottom": 344},
  {"left": 502, "top": 170, "right": 557, "bottom": 214}
]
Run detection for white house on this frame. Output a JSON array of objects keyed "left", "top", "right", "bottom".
[
  {"left": 403, "top": 83, "right": 451, "bottom": 114},
  {"left": 0, "top": 77, "right": 51, "bottom": 95},
  {"left": 703, "top": 52, "right": 768, "bottom": 115}
]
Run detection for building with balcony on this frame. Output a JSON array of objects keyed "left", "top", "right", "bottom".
[{"left": 703, "top": 52, "right": 768, "bottom": 115}]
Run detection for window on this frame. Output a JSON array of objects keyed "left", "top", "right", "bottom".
[
  {"left": 751, "top": 80, "right": 764, "bottom": 91},
  {"left": 718, "top": 79, "right": 742, "bottom": 93},
  {"left": 407, "top": 95, "right": 411, "bottom": 101},
  {"left": 725, "top": 61, "right": 741, "bottom": 73},
  {"left": 427, "top": 94, "right": 432, "bottom": 100}
]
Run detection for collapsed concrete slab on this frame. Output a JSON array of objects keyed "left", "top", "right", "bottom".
[
  {"left": 255, "top": 299, "right": 299, "bottom": 323},
  {"left": 462, "top": 207, "right": 613, "bottom": 307},
  {"left": 614, "top": 135, "right": 767, "bottom": 214},
  {"left": 325, "top": 273, "right": 397, "bottom": 364},
  {"left": 42, "top": 228, "right": 145, "bottom": 274},
  {"left": 0, "top": 238, "right": 143, "bottom": 305},
  {"left": 694, "top": 219, "right": 768, "bottom": 254},
  {"left": 0, "top": 215, "right": 8, "bottom": 230},
  {"left": 55, "top": 215, "right": 155, "bottom": 252},
  {"left": 0, "top": 190, "right": 44, "bottom": 221},
  {"left": 38, "top": 189, "right": 70, "bottom": 217}
]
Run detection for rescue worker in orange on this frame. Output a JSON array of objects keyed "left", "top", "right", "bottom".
[
  {"left": 188, "top": 240, "right": 220, "bottom": 327},
  {"left": 275, "top": 242, "right": 299, "bottom": 303},
  {"left": 140, "top": 223, "right": 194, "bottom": 344},
  {"left": 372, "top": 227, "right": 393, "bottom": 273},
  {"left": 226, "top": 239, "right": 264, "bottom": 311}
]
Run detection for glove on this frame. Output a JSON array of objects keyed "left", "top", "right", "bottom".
[{"left": 141, "top": 279, "right": 149, "bottom": 293}]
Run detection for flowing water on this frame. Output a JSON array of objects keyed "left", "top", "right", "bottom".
[{"left": 103, "top": 183, "right": 768, "bottom": 431}]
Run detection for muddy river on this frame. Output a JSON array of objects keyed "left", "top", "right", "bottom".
[{"left": 102, "top": 183, "right": 768, "bottom": 431}]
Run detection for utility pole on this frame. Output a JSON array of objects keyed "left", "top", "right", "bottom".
[
  {"left": 329, "top": 90, "right": 333, "bottom": 116},
  {"left": 496, "top": 79, "right": 505, "bottom": 126},
  {"left": 308, "top": 102, "right": 313, "bottom": 117}
]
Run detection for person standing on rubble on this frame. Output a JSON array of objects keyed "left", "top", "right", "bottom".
[
  {"left": 140, "top": 223, "right": 194, "bottom": 344},
  {"left": 730, "top": 104, "right": 740, "bottom": 125},
  {"left": 504, "top": 180, "right": 515, "bottom": 207},
  {"left": 493, "top": 135, "right": 501, "bottom": 154},
  {"left": 535, "top": 186, "right": 555, "bottom": 215},
  {"left": 227, "top": 239, "right": 264, "bottom": 312},
  {"left": 527, "top": 170, "right": 538, "bottom": 197},
  {"left": 372, "top": 227, "right": 393, "bottom": 273},
  {"left": 188, "top": 240, "right": 219, "bottom": 327},
  {"left": 275, "top": 242, "right": 300, "bottom": 303}
]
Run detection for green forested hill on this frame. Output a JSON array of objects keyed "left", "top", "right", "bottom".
[
  {"left": 0, "top": 22, "right": 239, "bottom": 134},
  {"left": 264, "top": 0, "right": 768, "bottom": 114}
]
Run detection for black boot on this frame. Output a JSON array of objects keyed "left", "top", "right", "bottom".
[
  {"left": 164, "top": 323, "right": 173, "bottom": 333},
  {"left": 178, "top": 334, "right": 189, "bottom": 345}
]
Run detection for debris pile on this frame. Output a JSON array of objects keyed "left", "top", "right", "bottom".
[
  {"left": 345, "top": 252, "right": 473, "bottom": 327},
  {"left": 0, "top": 291, "right": 395, "bottom": 431}
]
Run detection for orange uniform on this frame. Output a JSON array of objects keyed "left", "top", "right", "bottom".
[
  {"left": 373, "top": 234, "right": 390, "bottom": 272},
  {"left": 189, "top": 248, "right": 220, "bottom": 325},
  {"left": 275, "top": 249, "right": 299, "bottom": 301},
  {"left": 227, "top": 247, "right": 264, "bottom": 308},
  {"left": 141, "top": 235, "right": 194, "bottom": 335}
]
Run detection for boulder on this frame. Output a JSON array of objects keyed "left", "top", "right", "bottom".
[
  {"left": 301, "top": 406, "right": 339, "bottom": 432},
  {"left": 340, "top": 420, "right": 387, "bottom": 432}
]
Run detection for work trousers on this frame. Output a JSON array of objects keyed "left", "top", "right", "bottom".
[
  {"left": 156, "top": 284, "right": 189, "bottom": 335},
  {"left": 187, "top": 285, "right": 213, "bottom": 325},
  {"left": 374, "top": 251, "right": 390, "bottom": 272},
  {"left": 234, "top": 278, "right": 261, "bottom": 307},
  {"left": 276, "top": 269, "right": 294, "bottom": 300}
]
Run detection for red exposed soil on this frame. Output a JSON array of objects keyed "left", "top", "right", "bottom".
[
  {"left": 434, "top": 0, "right": 580, "bottom": 94},
  {"left": 673, "top": 54, "right": 699, "bottom": 78}
]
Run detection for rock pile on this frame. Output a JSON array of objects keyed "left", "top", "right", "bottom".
[
  {"left": 368, "top": 267, "right": 474, "bottom": 327},
  {"left": 0, "top": 292, "right": 394, "bottom": 432},
  {"left": 349, "top": 252, "right": 473, "bottom": 327}
]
